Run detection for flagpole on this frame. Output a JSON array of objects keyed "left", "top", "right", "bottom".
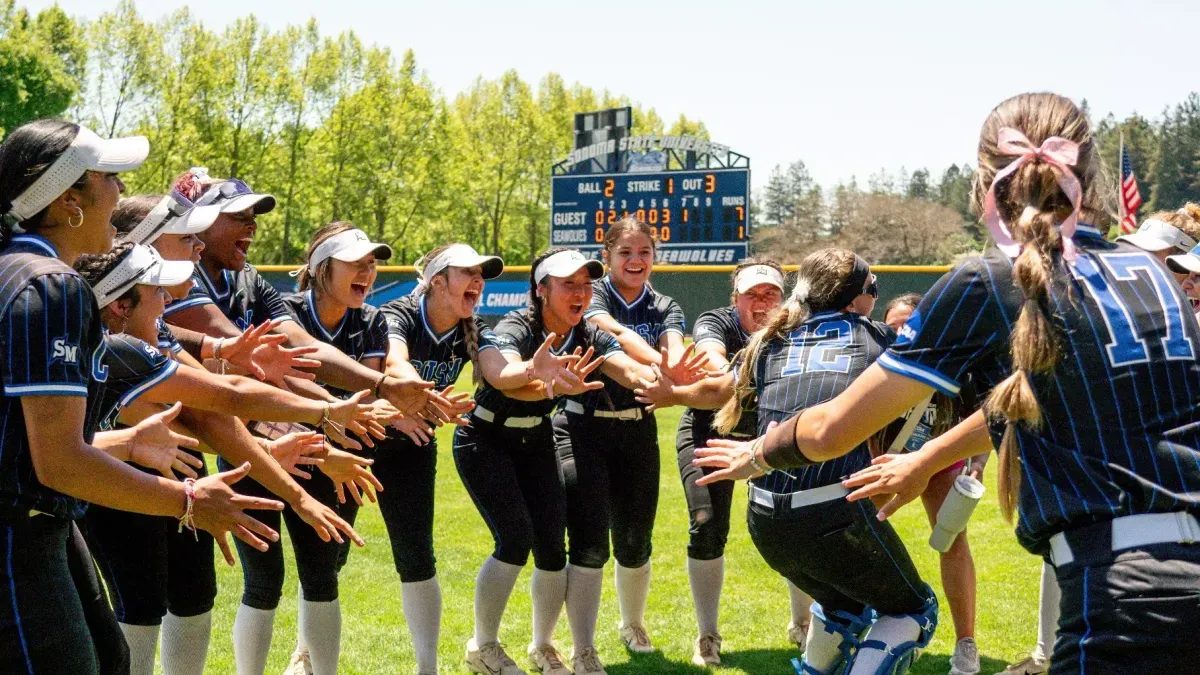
[{"left": 1118, "top": 132, "right": 1127, "bottom": 236}]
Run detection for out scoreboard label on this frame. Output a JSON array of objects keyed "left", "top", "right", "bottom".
[{"left": 551, "top": 168, "right": 750, "bottom": 264}]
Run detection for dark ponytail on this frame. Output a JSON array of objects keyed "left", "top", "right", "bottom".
[{"left": 0, "top": 119, "right": 84, "bottom": 247}]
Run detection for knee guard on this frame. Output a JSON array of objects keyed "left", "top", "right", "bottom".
[
  {"left": 845, "top": 594, "right": 938, "bottom": 675},
  {"left": 792, "top": 602, "right": 876, "bottom": 675}
]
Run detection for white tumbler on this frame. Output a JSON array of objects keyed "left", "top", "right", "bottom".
[{"left": 928, "top": 474, "right": 985, "bottom": 552}]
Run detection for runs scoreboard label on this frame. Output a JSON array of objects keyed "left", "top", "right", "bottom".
[{"left": 551, "top": 168, "right": 750, "bottom": 264}]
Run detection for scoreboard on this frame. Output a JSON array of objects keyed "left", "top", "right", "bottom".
[{"left": 551, "top": 168, "right": 750, "bottom": 264}]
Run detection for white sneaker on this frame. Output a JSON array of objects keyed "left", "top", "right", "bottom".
[
  {"left": 283, "top": 648, "right": 312, "bottom": 675},
  {"left": 466, "top": 638, "right": 527, "bottom": 675},
  {"left": 948, "top": 637, "right": 980, "bottom": 675},
  {"left": 787, "top": 620, "right": 809, "bottom": 652},
  {"left": 527, "top": 643, "right": 572, "bottom": 675},
  {"left": 618, "top": 623, "right": 654, "bottom": 653},
  {"left": 999, "top": 654, "right": 1049, "bottom": 675},
  {"left": 571, "top": 646, "right": 607, "bottom": 675},
  {"left": 692, "top": 633, "right": 722, "bottom": 667}
]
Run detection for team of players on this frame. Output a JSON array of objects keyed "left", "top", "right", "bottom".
[{"left": 2, "top": 90, "right": 1200, "bottom": 675}]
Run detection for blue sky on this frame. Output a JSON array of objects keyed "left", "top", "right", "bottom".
[{"left": 25, "top": 0, "right": 1199, "bottom": 191}]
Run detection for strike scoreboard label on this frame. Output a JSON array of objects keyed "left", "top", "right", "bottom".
[{"left": 551, "top": 167, "right": 750, "bottom": 264}]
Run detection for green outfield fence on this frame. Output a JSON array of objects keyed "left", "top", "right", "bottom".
[{"left": 258, "top": 264, "right": 952, "bottom": 326}]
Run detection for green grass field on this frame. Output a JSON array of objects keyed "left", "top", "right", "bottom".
[{"left": 200, "top": 384, "right": 1043, "bottom": 675}]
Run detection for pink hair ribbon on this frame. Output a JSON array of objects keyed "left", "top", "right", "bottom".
[{"left": 982, "top": 127, "right": 1083, "bottom": 262}]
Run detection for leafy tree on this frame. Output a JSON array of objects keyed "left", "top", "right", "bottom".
[{"left": 0, "top": 0, "right": 85, "bottom": 135}]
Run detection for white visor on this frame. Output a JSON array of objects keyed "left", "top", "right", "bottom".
[
  {"left": 306, "top": 229, "right": 393, "bottom": 274},
  {"left": 120, "top": 191, "right": 217, "bottom": 246},
  {"left": 1117, "top": 218, "right": 1197, "bottom": 253},
  {"left": 1167, "top": 242, "right": 1200, "bottom": 275},
  {"left": 735, "top": 265, "right": 784, "bottom": 294},
  {"left": 534, "top": 250, "right": 605, "bottom": 284},
  {"left": 94, "top": 245, "right": 195, "bottom": 307},
  {"left": 410, "top": 244, "right": 504, "bottom": 295},
  {"left": 5, "top": 125, "right": 149, "bottom": 223}
]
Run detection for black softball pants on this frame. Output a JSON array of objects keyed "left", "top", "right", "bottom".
[
  {"left": 1049, "top": 524, "right": 1200, "bottom": 674},
  {"left": 747, "top": 491, "right": 933, "bottom": 618},
  {"left": 676, "top": 412, "right": 735, "bottom": 561},
  {"left": 452, "top": 420, "right": 566, "bottom": 571},
  {"left": 218, "top": 457, "right": 345, "bottom": 609},
  {"left": 554, "top": 410, "right": 659, "bottom": 569}
]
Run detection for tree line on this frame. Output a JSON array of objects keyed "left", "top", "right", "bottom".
[
  {"left": 3, "top": 0, "right": 1200, "bottom": 265},
  {"left": 755, "top": 96, "right": 1200, "bottom": 264}
]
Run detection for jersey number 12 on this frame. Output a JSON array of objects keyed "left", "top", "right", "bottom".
[{"left": 781, "top": 320, "right": 854, "bottom": 376}]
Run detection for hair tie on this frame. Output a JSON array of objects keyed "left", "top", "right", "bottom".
[
  {"left": 790, "top": 277, "right": 810, "bottom": 304},
  {"left": 982, "top": 127, "right": 1082, "bottom": 262}
]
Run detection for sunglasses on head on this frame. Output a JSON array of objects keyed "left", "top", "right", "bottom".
[
  {"left": 865, "top": 273, "right": 878, "bottom": 299},
  {"left": 196, "top": 177, "right": 255, "bottom": 207}
]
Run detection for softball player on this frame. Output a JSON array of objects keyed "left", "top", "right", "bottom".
[
  {"left": 376, "top": 242, "right": 505, "bottom": 675},
  {"left": 704, "top": 92, "right": 1200, "bottom": 674},
  {"left": 554, "top": 218, "right": 709, "bottom": 661},
  {"left": 72, "top": 242, "right": 372, "bottom": 675},
  {"left": 670, "top": 258, "right": 814, "bottom": 666},
  {"left": 0, "top": 119, "right": 282, "bottom": 674},
  {"left": 456, "top": 248, "right": 656, "bottom": 675},
  {"left": 706, "top": 248, "right": 937, "bottom": 675},
  {"left": 881, "top": 294, "right": 985, "bottom": 675}
]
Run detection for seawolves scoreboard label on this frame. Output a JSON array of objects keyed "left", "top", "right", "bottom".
[{"left": 551, "top": 124, "right": 751, "bottom": 264}]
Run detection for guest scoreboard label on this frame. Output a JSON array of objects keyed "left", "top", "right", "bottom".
[{"left": 551, "top": 168, "right": 750, "bottom": 264}]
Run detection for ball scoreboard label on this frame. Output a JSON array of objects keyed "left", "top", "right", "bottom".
[{"left": 551, "top": 167, "right": 750, "bottom": 264}]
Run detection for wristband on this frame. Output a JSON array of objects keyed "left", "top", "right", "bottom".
[
  {"left": 761, "top": 413, "right": 817, "bottom": 468},
  {"left": 177, "top": 478, "right": 198, "bottom": 540},
  {"left": 213, "top": 337, "right": 225, "bottom": 361},
  {"left": 373, "top": 372, "right": 388, "bottom": 398}
]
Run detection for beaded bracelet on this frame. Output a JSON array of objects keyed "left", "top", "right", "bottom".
[{"left": 746, "top": 437, "right": 773, "bottom": 476}]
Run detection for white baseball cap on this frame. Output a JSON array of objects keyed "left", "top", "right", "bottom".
[
  {"left": 534, "top": 249, "right": 605, "bottom": 283},
  {"left": 1117, "top": 218, "right": 1197, "bottom": 254},
  {"left": 1167, "top": 242, "right": 1200, "bottom": 275},
  {"left": 120, "top": 191, "right": 222, "bottom": 246},
  {"left": 735, "top": 264, "right": 784, "bottom": 294},
  {"left": 94, "top": 244, "right": 195, "bottom": 307},
  {"left": 305, "top": 228, "right": 393, "bottom": 273},
  {"left": 5, "top": 125, "right": 149, "bottom": 224}
]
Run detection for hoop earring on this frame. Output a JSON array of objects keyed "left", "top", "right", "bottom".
[{"left": 68, "top": 207, "right": 84, "bottom": 229}]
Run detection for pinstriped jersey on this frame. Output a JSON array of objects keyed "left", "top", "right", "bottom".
[
  {"left": 580, "top": 277, "right": 685, "bottom": 410},
  {"left": 0, "top": 235, "right": 108, "bottom": 519},
  {"left": 164, "top": 263, "right": 292, "bottom": 330},
  {"left": 97, "top": 333, "right": 178, "bottom": 431},
  {"left": 881, "top": 228, "right": 1200, "bottom": 552},
  {"left": 474, "top": 310, "right": 622, "bottom": 422},
  {"left": 752, "top": 311, "right": 894, "bottom": 493},
  {"left": 283, "top": 291, "right": 388, "bottom": 398},
  {"left": 156, "top": 317, "right": 182, "bottom": 354},
  {"left": 686, "top": 305, "right": 757, "bottom": 439},
  {"left": 380, "top": 295, "right": 493, "bottom": 390}
]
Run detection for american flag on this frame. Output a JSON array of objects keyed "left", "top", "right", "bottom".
[{"left": 1119, "top": 137, "right": 1143, "bottom": 235}]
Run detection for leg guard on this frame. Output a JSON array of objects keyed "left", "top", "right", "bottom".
[
  {"left": 792, "top": 602, "right": 876, "bottom": 675},
  {"left": 846, "top": 594, "right": 938, "bottom": 675}
]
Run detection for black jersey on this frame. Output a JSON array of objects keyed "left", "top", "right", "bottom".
[
  {"left": 163, "top": 263, "right": 292, "bottom": 331},
  {"left": 96, "top": 333, "right": 178, "bottom": 431},
  {"left": 283, "top": 291, "right": 389, "bottom": 398},
  {"left": 579, "top": 276, "right": 686, "bottom": 410},
  {"left": 752, "top": 310, "right": 894, "bottom": 493},
  {"left": 155, "top": 317, "right": 182, "bottom": 355},
  {"left": 474, "top": 310, "right": 622, "bottom": 422},
  {"left": 881, "top": 227, "right": 1200, "bottom": 552},
  {"left": 379, "top": 294, "right": 493, "bottom": 390},
  {"left": 686, "top": 305, "right": 757, "bottom": 438},
  {"left": 0, "top": 235, "right": 108, "bottom": 520}
]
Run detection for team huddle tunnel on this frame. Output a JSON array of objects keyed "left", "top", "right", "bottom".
[{"left": 258, "top": 264, "right": 950, "bottom": 327}]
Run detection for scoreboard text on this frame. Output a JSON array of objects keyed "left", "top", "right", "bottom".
[{"left": 551, "top": 168, "right": 750, "bottom": 263}]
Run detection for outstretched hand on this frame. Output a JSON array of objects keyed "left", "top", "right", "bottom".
[
  {"left": 841, "top": 451, "right": 933, "bottom": 521},
  {"left": 128, "top": 403, "right": 204, "bottom": 479},
  {"left": 660, "top": 344, "right": 715, "bottom": 386}
]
